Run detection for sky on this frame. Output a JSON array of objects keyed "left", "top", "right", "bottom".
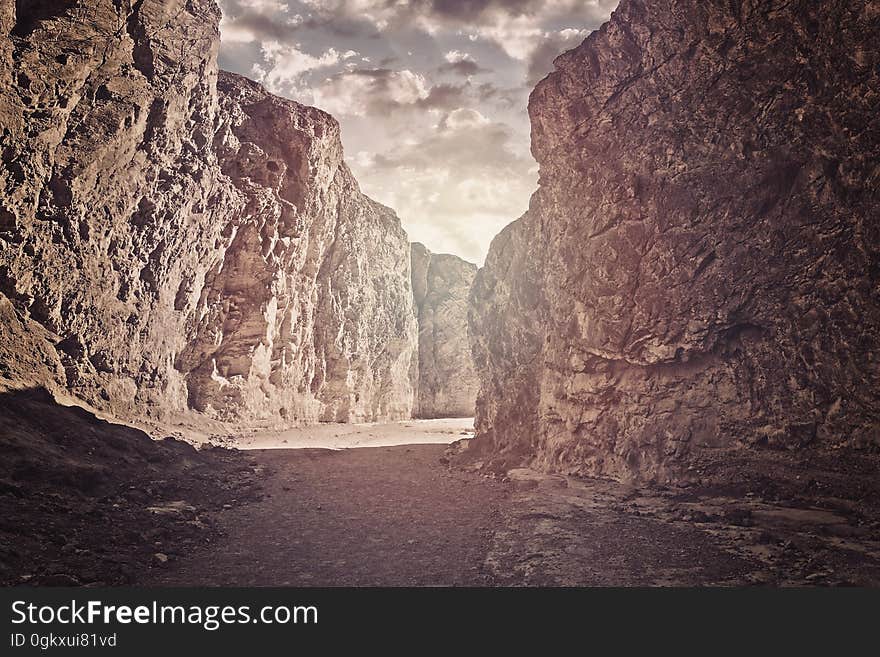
[{"left": 217, "top": 0, "right": 619, "bottom": 264}]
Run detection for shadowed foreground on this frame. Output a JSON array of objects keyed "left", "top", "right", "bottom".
[
  {"left": 3, "top": 389, "right": 880, "bottom": 587},
  {"left": 142, "top": 446, "right": 507, "bottom": 586},
  {"left": 142, "top": 446, "right": 880, "bottom": 587}
]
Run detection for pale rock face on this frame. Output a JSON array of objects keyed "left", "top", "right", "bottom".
[
  {"left": 469, "top": 216, "right": 544, "bottom": 459},
  {"left": 411, "top": 243, "right": 478, "bottom": 418},
  {"left": 178, "top": 72, "right": 417, "bottom": 423},
  {"left": 469, "top": 0, "right": 880, "bottom": 481},
  {"left": 0, "top": 1, "right": 416, "bottom": 424}
]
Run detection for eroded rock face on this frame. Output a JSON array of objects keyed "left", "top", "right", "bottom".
[
  {"left": 0, "top": 1, "right": 416, "bottom": 424},
  {"left": 470, "top": 0, "right": 880, "bottom": 480},
  {"left": 178, "top": 72, "right": 416, "bottom": 422},
  {"left": 469, "top": 215, "right": 544, "bottom": 458},
  {"left": 0, "top": 0, "right": 235, "bottom": 419},
  {"left": 411, "top": 243, "right": 478, "bottom": 418}
]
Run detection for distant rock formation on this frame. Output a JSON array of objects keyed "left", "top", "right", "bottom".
[
  {"left": 0, "top": 0, "right": 416, "bottom": 424},
  {"left": 469, "top": 0, "right": 880, "bottom": 480},
  {"left": 411, "top": 243, "right": 478, "bottom": 418}
]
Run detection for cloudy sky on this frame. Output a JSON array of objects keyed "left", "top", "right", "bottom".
[{"left": 218, "top": 0, "right": 619, "bottom": 263}]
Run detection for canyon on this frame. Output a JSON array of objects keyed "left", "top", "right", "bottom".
[
  {"left": 1, "top": 0, "right": 879, "bottom": 588},
  {"left": 0, "top": 0, "right": 477, "bottom": 429}
]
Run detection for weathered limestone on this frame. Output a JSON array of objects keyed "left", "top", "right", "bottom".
[
  {"left": 0, "top": 1, "right": 416, "bottom": 425},
  {"left": 177, "top": 72, "right": 417, "bottom": 423}
]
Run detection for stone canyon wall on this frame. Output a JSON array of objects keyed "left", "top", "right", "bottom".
[
  {"left": 469, "top": 0, "right": 880, "bottom": 481},
  {"left": 0, "top": 0, "right": 416, "bottom": 425},
  {"left": 411, "top": 243, "right": 478, "bottom": 418}
]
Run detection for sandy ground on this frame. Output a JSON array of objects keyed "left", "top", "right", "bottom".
[{"left": 224, "top": 417, "right": 475, "bottom": 450}]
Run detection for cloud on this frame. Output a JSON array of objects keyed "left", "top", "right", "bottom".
[
  {"left": 438, "top": 107, "right": 490, "bottom": 130},
  {"left": 253, "top": 41, "right": 350, "bottom": 93},
  {"left": 296, "top": 0, "right": 617, "bottom": 59},
  {"left": 469, "top": 14, "right": 544, "bottom": 60},
  {"left": 460, "top": 4, "right": 613, "bottom": 61},
  {"left": 350, "top": 107, "right": 537, "bottom": 262},
  {"left": 443, "top": 50, "right": 470, "bottom": 63},
  {"left": 236, "top": 0, "right": 292, "bottom": 12},
  {"left": 220, "top": 0, "right": 381, "bottom": 42},
  {"left": 220, "top": 12, "right": 304, "bottom": 43},
  {"left": 372, "top": 109, "right": 526, "bottom": 172},
  {"left": 312, "top": 68, "right": 430, "bottom": 116},
  {"left": 525, "top": 27, "right": 590, "bottom": 85},
  {"left": 301, "top": 0, "right": 549, "bottom": 27},
  {"left": 424, "top": 0, "right": 539, "bottom": 21},
  {"left": 313, "top": 70, "right": 495, "bottom": 118},
  {"left": 438, "top": 50, "right": 488, "bottom": 76},
  {"left": 416, "top": 83, "right": 470, "bottom": 110},
  {"left": 216, "top": 0, "right": 619, "bottom": 262}
]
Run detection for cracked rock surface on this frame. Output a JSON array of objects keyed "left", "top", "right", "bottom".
[
  {"left": 0, "top": 1, "right": 416, "bottom": 425},
  {"left": 469, "top": 0, "right": 880, "bottom": 480}
]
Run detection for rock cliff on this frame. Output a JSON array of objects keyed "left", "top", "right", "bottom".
[
  {"left": 411, "top": 243, "right": 478, "bottom": 418},
  {"left": 179, "top": 72, "right": 416, "bottom": 423},
  {"left": 469, "top": 0, "right": 880, "bottom": 480},
  {"left": 0, "top": 0, "right": 416, "bottom": 425}
]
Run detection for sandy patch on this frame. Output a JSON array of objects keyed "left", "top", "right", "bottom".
[{"left": 225, "top": 417, "right": 475, "bottom": 450}]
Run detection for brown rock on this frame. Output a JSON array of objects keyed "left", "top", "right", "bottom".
[
  {"left": 411, "top": 243, "right": 478, "bottom": 418},
  {"left": 0, "top": 1, "right": 416, "bottom": 424},
  {"left": 177, "top": 72, "right": 417, "bottom": 423},
  {"left": 469, "top": 0, "right": 880, "bottom": 481}
]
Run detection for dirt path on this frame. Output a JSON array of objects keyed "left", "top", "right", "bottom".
[
  {"left": 142, "top": 445, "right": 507, "bottom": 586},
  {"left": 8, "top": 392, "right": 879, "bottom": 587},
  {"left": 139, "top": 442, "right": 880, "bottom": 587}
]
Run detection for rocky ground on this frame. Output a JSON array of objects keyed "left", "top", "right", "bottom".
[
  {"left": 3, "top": 390, "right": 879, "bottom": 587},
  {"left": 0, "top": 388, "right": 261, "bottom": 586},
  {"left": 487, "top": 449, "right": 880, "bottom": 586}
]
